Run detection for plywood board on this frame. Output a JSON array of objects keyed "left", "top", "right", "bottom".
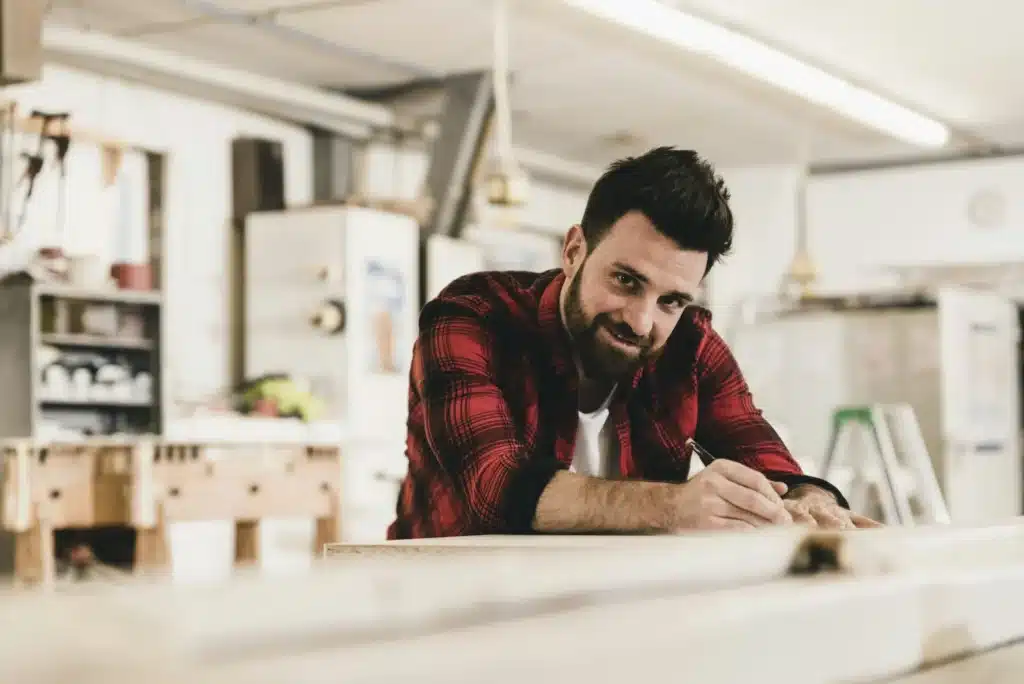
[
  {"left": 8, "top": 524, "right": 1024, "bottom": 682},
  {"left": 881, "top": 639, "right": 1024, "bottom": 683},
  {"left": 326, "top": 519, "right": 1024, "bottom": 571}
]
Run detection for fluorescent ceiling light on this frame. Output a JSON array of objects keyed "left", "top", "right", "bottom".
[{"left": 561, "top": 0, "right": 951, "bottom": 148}]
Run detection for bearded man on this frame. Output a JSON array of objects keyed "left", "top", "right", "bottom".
[{"left": 388, "top": 146, "right": 877, "bottom": 539}]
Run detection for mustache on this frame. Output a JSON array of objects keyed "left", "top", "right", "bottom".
[{"left": 597, "top": 317, "right": 650, "bottom": 348}]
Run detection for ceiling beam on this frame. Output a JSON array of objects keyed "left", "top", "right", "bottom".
[{"left": 41, "top": 25, "right": 603, "bottom": 187}]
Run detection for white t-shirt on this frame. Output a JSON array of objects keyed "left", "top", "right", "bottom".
[{"left": 569, "top": 387, "right": 619, "bottom": 477}]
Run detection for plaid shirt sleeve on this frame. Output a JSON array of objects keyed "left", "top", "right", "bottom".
[
  {"left": 410, "top": 305, "right": 564, "bottom": 536},
  {"left": 693, "top": 323, "right": 849, "bottom": 508}
]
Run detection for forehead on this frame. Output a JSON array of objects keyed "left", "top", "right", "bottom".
[{"left": 588, "top": 211, "right": 708, "bottom": 294}]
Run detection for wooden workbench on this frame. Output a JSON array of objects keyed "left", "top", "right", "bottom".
[{"left": 0, "top": 438, "right": 344, "bottom": 585}]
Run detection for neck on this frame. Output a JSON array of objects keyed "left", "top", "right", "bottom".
[{"left": 578, "top": 377, "right": 615, "bottom": 413}]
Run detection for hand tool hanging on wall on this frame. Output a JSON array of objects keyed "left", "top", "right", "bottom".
[
  {"left": 34, "top": 110, "right": 71, "bottom": 247},
  {"left": 5, "top": 110, "right": 65, "bottom": 245},
  {"left": 9, "top": 150, "right": 43, "bottom": 244},
  {"left": 0, "top": 102, "right": 15, "bottom": 243}
]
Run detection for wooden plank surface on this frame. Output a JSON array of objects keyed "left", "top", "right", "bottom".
[
  {"left": 881, "top": 640, "right": 1024, "bottom": 683},
  {"left": 325, "top": 518, "right": 1024, "bottom": 571},
  {"left": 201, "top": 576, "right": 932, "bottom": 684},
  {"left": 17, "top": 564, "right": 1024, "bottom": 684},
  {"left": 325, "top": 532, "right": 741, "bottom": 555},
  {"left": 322, "top": 528, "right": 816, "bottom": 578},
  {"left": 149, "top": 566, "right": 1024, "bottom": 683},
  {"left": 838, "top": 518, "right": 1024, "bottom": 572},
  {"left": 8, "top": 524, "right": 1024, "bottom": 683}
]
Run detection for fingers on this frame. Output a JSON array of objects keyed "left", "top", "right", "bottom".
[
  {"left": 788, "top": 501, "right": 879, "bottom": 531},
  {"left": 783, "top": 500, "right": 817, "bottom": 527},
  {"left": 712, "top": 518, "right": 761, "bottom": 528},
  {"left": 851, "top": 513, "right": 884, "bottom": 528},
  {"left": 707, "top": 499, "right": 780, "bottom": 528},
  {"left": 714, "top": 477, "right": 792, "bottom": 526},
  {"left": 707, "top": 517, "right": 757, "bottom": 531},
  {"left": 706, "top": 459, "right": 786, "bottom": 505},
  {"left": 812, "top": 507, "right": 852, "bottom": 530},
  {"left": 771, "top": 481, "right": 789, "bottom": 497}
]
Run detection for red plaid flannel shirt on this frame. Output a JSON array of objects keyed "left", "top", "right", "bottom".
[{"left": 388, "top": 269, "right": 845, "bottom": 539}]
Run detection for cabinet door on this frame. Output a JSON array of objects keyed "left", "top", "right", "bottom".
[
  {"left": 245, "top": 208, "right": 347, "bottom": 417},
  {"left": 342, "top": 208, "right": 420, "bottom": 432},
  {"left": 938, "top": 287, "right": 1022, "bottom": 522}
]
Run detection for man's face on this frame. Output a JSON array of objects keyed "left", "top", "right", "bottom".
[{"left": 560, "top": 211, "right": 707, "bottom": 381}]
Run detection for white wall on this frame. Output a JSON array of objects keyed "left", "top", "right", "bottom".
[
  {"left": 707, "top": 165, "right": 804, "bottom": 328},
  {"left": 519, "top": 180, "right": 588, "bottom": 235},
  {"left": 705, "top": 156, "right": 1024, "bottom": 330},
  {"left": 807, "top": 156, "right": 1024, "bottom": 292}
]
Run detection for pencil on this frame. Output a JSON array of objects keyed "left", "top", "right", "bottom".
[{"left": 685, "top": 438, "right": 717, "bottom": 466}]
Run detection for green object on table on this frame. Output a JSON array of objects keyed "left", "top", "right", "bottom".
[{"left": 237, "top": 374, "right": 324, "bottom": 422}]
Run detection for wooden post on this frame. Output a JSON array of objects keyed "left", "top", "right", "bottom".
[
  {"left": 131, "top": 441, "right": 170, "bottom": 571},
  {"left": 13, "top": 505, "right": 54, "bottom": 588},
  {"left": 313, "top": 494, "right": 342, "bottom": 557},
  {"left": 133, "top": 504, "right": 169, "bottom": 571},
  {"left": 234, "top": 520, "right": 261, "bottom": 567}
]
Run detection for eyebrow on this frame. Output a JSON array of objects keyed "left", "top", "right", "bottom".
[{"left": 612, "top": 262, "right": 695, "bottom": 303}]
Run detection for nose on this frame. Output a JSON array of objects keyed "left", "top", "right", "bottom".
[{"left": 620, "top": 298, "right": 657, "bottom": 339}]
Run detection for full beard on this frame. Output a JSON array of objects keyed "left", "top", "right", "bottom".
[{"left": 563, "top": 266, "right": 657, "bottom": 381}]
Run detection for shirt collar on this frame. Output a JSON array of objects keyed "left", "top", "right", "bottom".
[{"left": 537, "top": 271, "right": 575, "bottom": 378}]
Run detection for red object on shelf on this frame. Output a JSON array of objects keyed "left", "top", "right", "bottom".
[
  {"left": 252, "top": 398, "right": 279, "bottom": 417},
  {"left": 111, "top": 262, "right": 153, "bottom": 291}
]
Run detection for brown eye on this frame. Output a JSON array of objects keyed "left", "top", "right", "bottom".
[
  {"left": 613, "top": 273, "right": 636, "bottom": 288},
  {"left": 661, "top": 296, "right": 688, "bottom": 311}
]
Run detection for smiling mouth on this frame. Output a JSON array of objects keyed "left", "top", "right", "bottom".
[{"left": 602, "top": 326, "right": 642, "bottom": 350}]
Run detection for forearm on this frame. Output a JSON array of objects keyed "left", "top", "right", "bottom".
[{"left": 532, "top": 471, "right": 677, "bottom": 533}]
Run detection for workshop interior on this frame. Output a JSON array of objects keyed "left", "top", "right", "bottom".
[{"left": 3, "top": 1, "right": 1024, "bottom": 681}]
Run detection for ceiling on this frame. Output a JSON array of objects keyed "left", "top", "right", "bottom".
[{"left": 44, "top": 0, "right": 1024, "bottom": 170}]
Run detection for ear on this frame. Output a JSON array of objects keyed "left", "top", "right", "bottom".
[{"left": 561, "top": 225, "right": 586, "bottom": 275}]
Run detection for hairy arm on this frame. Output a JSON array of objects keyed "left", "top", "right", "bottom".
[{"left": 532, "top": 471, "right": 678, "bottom": 533}]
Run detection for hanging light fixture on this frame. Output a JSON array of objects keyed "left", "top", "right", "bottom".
[{"left": 483, "top": 0, "right": 531, "bottom": 209}]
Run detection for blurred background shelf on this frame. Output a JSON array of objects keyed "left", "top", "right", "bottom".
[
  {"left": 40, "top": 332, "right": 154, "bottom": 351},
  {"left": 0, "top": 275, "right": 165, "bottom": 439}
]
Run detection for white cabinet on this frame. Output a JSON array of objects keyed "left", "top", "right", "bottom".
[
  {"left": 244, "top": 205, "right": 420, "bottom": 542},
  {"left": 244, "top": 205, "right": 419, "bottom": 431}
]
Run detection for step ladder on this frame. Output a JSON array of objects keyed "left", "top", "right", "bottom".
[{"left": 819, "top": 404, "right": 950, "bottom": 526}]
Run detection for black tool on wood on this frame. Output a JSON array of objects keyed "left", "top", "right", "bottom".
[{"left": 14, "top": 150, "right": 44, "bottom": 234}]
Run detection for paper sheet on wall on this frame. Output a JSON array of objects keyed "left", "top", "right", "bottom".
[
  {"left": 365, "top": 259, "right": 410, "bottom": 376},
  {"left": 966, "top": 323, "right": 1013, "bottom": 439}
]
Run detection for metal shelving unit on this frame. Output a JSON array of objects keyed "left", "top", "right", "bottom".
[{"left": 0, "top": 274, "right": 165, "bottom": 439}]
